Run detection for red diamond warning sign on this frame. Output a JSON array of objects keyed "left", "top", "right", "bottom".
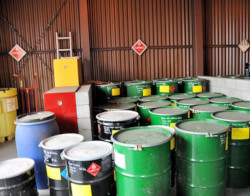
[
  {"left": 170, "top": 85, "right": 175, "bottom": 92},
  {"left": 132, "top": 39, "right": 147, "bottom": 55},
  {"left": 9, "top": 44, "right": 26, "bottom": 62},
  {"left": 87, "top": 162, "right": 101, "bottom": 176}
]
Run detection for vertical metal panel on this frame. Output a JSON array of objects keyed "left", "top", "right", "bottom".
[
  {"left": 89, "top": 0, "right": 194, "bottom": 81},
  {"left": 204, "top": 0, "right": 250, "bottom": 76}
]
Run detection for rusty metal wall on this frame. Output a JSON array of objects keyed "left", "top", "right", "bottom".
[
  {"left": 204, "top": 0, "right": 250, "bottom": 76},
  {"left": 88, "top": 0, "right": 194, "bottom": 81},
  {"left": 0, "top": 0, "right": 84, "bottom": 111}
]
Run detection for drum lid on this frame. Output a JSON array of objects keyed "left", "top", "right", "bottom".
[
  {"left": 169, "top": 93, "right": 195, "bottom": 100},
  {"left": 16, "top": 111, "right": 55, "bottom": 123},
  {"left": 212, "top": 110, "right": 250, "bottom": 122},
  {"left": 139, "top": 101, "right": 171, "bottom": 109},
  {"left": 108, "top": 97, "right": 138, "bottom": 104},
  {"left": 197, "top": 92, "right": 224, "bottom": 98},
  {"left": 102, "top": 103, "right": 135, "bottom": 110},
  {"left": 63, "top": 141, "right": 113, "bottom": 161},
  {"left": 209, "top": 97, "right": 240, "bottom": 104},
  {"left": 40, "top": 134, "right": 84, "bottom": 150},
  {"left": 96, "top": 110, "right": 139, "bottom": 122},
  {"left": 95, "top": 82, "right": 120, "bottom": 87},
  {"left": 190, "top": 104, "right": 227, "bottom": 113},
  {"left": 139, "top": 95, "right": 168, "bottom": 102},
  {"left": 177, "top": 99, "right": 209, "bottom": 106},
  {"left": 231, "top": 101, "right": 250, "bottom": 109},
  {"left": 0, "top": 158, "right": 35, "bottom": 179},
  {"left": 150, "top": 107, "right": 188, "bottom": 115}
]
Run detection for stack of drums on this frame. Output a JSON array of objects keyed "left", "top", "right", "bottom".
[
  {"left": 175, "top": 119, "right": 229, "bottom": 195},
  {"left": 15, "top": 112, "right": 60, "bottom": 189},
  {"left": 209, "top": 97, "right": 241, "bottom": 107},
  {"left": 212, "top": 110, "right": 250, "bottom": 188},
  {"left": 95, "top": 82, "right": 121, "bottom": 104},
  {"left": 123, "top": 80, "right": 152, "bottom": 97},
  {"left": 189, "top": 104, "right": 228, "bottom": 119},
  {"left": 137, "top": 100, "right": 171, "bottom": 125},
  {"left": 168, "top": 93, "right": 196, "bottom": 106},
  {"left": 111, "top": 126, "right": 174, "bottom": 196},
  {"left": 152, "top": 79, "right": 180, "bottom": 95},
  {"left": 62, "top": 141, "right": 113, "bottom": 196},
  {"left": 101, "top": 103, "right": 136, "bottom": 112},
  {"left": 39, "top": 134, "right": 84, "bottom": 196},
  {"left": 180, "top": 77, "right": 207, "bottom": 93},
  {"left": 196, "top": 92, "right": 225, "bottom": 100},
  {"left": 96, "top": 110, "right": 140, "bottom": 142},
  {"left": 230, "top": 101, "right": 250, "bottom": 111},
  {"left": 0, "top": 158, "right": 38, "bottom": 195}
]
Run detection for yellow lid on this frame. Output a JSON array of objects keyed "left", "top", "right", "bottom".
[{"left": 0, "top": 88, "right": 17, "bottom": 98}]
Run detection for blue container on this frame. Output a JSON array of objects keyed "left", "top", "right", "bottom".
[{"left": 15, "top": 112, "right": 59, "bottom": 189}]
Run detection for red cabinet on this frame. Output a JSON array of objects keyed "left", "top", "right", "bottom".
[{"left": 44, "top": 87, "right": 79, "bottom": 134}]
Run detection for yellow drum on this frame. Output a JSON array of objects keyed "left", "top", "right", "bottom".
[{"left": 0, "top": 88, "right": 18, "bottom": 142}]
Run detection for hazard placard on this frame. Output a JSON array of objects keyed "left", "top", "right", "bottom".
[
  {"left": 132, "top": 39, "right": 147, "bottom": 55},
  {"left": 9, "top": 44, "right": 26, "bottom": 62},
  {"left": 87, "top": 162, "right": 101, "bottom": 176}
]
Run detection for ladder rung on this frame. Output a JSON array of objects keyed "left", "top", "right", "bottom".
[
  {"left": 58, "top": 37, "right": 70, "bottom": 40},
  {"left": 58, "top": 49, "right": 71, "bottom": 52}
]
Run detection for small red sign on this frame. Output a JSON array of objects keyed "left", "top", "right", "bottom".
[
  {"left": 132, "top": 39, "right": 147, "bottom": 55},
  {"left": 87, "top": 162, "right": 101, "bottom": 176},
  {"left": 202, "top": 85, "right": 206, "bottom": 91},
  {"left": 9, "top": 44, "right": 26, "bottom": 62},
  {"left": 170, "top": 86, "right": 175, "bottom": 92}
]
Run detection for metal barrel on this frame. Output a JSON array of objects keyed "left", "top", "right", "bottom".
[
  {"left": 101, "top": 103, "right": 136, "bottom": 112},
  {"left": 95, "top": 82, "right": 121, "bottom": 104},
  {"left": 0, "top": 158, "right": 38, "bottom": 196},
  {"left": 196, "top": 92, "right": 225, "bottom": 100},
  {"left": 96, "top": 110, "right": 140, "bottom": 142},
  {"left": 209, "top": 97, "right": 241, "bottom": 107},
  {"left": 111, "top": 126, "right": 174, "bottom": 196},
  {"left": 180, "top": 77, "right": 207, "bottom": 93},
  {"left": 62, "top": 141, "right": 113, "bottom": 196},
  {"left": 168, "top": 93, "right": 196, "bottom": 106},
  {"left": 189, "top": 104, "right": 228, "bottom": 119},
  {"left": 152, "top": 79, "right": 180, "bottom": 95},
  {"left": 175, "top": 118, "right": 229, "bottom": 196},
  {"left": 230, "top": 101, "right": 250, "bottom": 111},
  {"left": 139, "top": 95, "right": 168, "bottom": 102},
  {"left": 212, "top": 110, "right": 250, "bottom": 188},
  {"left": 107, "top": 96, "right": 138, "bottom": 104},
  {"left": 123, "top": 80, "right": 152, "bottom": 97},
  {"left": 137, "top": 100, "right": 171, "bottom": 125},
  {"left": 39, "top": 134, "right": 84, "bottom": 196}
]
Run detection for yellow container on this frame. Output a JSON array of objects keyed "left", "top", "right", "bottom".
[
  {"left": 0, "top": 88, "right": 18, "bottom": 142},
  {"left": 53, "top": 57, "right": 83, "bottom": 87}
]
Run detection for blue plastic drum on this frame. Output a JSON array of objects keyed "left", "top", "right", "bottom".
[{"left": 15, "top": 112, "right": 59, "bottom": 189}]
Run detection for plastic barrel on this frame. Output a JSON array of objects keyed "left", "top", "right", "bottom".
[
  {"left": 101, "top": 103, "right": 136, "bottom": 111},
  {"left": 180, "top": 77, "right": 206, "bottom": 93},
  {"left": 0, "top": 158, "right": 38, "bottom": 196},
  {"left": 196, "top": 92, "right": 225, "bottom": 100},
  {"left": 168, "top": 93, "right": 196, "bottom": 106},
  {"left": 189, "top": 104, "right": 228, "bottom": 119},
  {"left": 123, "top": 80, "right": 152, "bottom": 97},
  {"left": 62, "top": 141, "right": 113, "bottom": 196},
  {"left": 212, "top": 110, "right": 250, "bottom": 188},
  {"left": 137, "top": 100, "right": 171, "bottom": 125},
  {"left": 153, "top": 79, "right": 180, "bottom": 95},
  {"left": 138, "top": 95, "right": 168, "bottom": 102},
  {"left": 175, "top": 119, "right": 229, "bottom": 196},
  {"left": 209, "top": 97, "right": 241, "bottom": 107},
  {"left": 230, "top": 101, "right": 250, "bottom": 111},
  {"left": 96, "top": 110, "right": 140, "bottom": 142},
  {"left": 15, "top": 112, "right": 60, "bottom": 189},
  {"left": 111, "top": 126, "right": 174, "bottom": 196},
  {"left": 40, "top": 134, "right": 84, "bottom": 196},
  {"left": 95, "top": 82, "right": 121, "bottom": 104}
]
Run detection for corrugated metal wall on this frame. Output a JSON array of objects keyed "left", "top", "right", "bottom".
[
  {"left": 89, "top": 0, "right": 194, "bottom": 81},
  {"left": 0, "top": 0, "right": 84, "bottom": 111},
  {"left": 204, "top": 0, "right": 250, "bottom": 76}
]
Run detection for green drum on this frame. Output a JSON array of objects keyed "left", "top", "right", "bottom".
[
  {"left": 230, "top": 101, "right": 250, "bottom": 111},
  {"left": 196, "top": 92, "right": 225, "bottom": 100},
  {"left": 108, "top": 97, "right": 138, "bottom": 104},
  {"left": 102, "top": 103, "right": 136, "bottom": 111},
  {"left": 209, "top": 97, "right": 241, "bottom": 107},
  {"left": 149, "top": 106, "right": 188, "bottom": 128},
  {"left": 189, "top": 104, "right": 227, "bottom": 119},
  {"left": 95, "top": 82, "right": 121, "bottom": 103},
  {"left": 169, "top": 93, "right": 196, "bottom": 106},
  {"left": 137, "top": 101, "right": 171, "bottom": 125},
  {"left": 153, "top": 79, "right": 180, "bottom": 96},
  {"left": 111, "top": 126, "right": 174, "bottom": 196},
  {"left": 181, "top": 78, "right": 206, "bottom": 94},
  {"left": 175, "top": 119, "right": 229, "bottom": 196},
  {"left": 139, "top": 95, "right": 168, "bottom": 102},
  {"left": 123, "top": 80, "right": 152, "bottom": 97},
  {"left": 212, "top": 110, "right": 250, "bottom": 188}
]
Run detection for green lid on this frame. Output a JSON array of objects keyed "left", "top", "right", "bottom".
[
  {"left": 175, "top": 119, "right": 228, "bottom": 135},
  {"left": 177, "top": 98, "right": 209, "bottom": 106},
  {"left": 197, "top": 92, "right": 225, "bottom": 98},
  {"left": 108, "top": 97, "right": 138, "bottom": 104},
  {"left": 231, "top": 101, "right": 250, "bottom": 109},
  {"left": 111, "top": 126, "right": 173, "bottom": 147},
  {"left": 212, "top": 110, "right": 250, "bottom": 122},
  {"left": 138, "top": 100, "right": 171, "bottom": 109},
  {"left": 139, "top": 95, "right": 168, "bottom": 102},
  {"left": 190, "top": 104, "right": 227, "bottom": 113},
  {"left": 209, "top": 97, "right": 241, "bottom": 104},
  {"left": 102, "top": 103, "right": 135, "bottom": 111},
  {"left": 150, "top": 106, "right": 188, "bottom": 116},
  {"left": 169, "top": 93, "right": 196, "bottom": 100}
]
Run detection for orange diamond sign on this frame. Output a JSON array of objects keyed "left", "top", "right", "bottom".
[
  {"left": 9, "top": 44, "right": 26, "bottom": 62},
  {"left": 132, "top": 39, "right": 147, "bottom": 55}
]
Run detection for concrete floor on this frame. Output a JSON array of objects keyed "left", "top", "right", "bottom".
[{"left": 0, "top": 140, "right": 249, "bottom": 196}]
